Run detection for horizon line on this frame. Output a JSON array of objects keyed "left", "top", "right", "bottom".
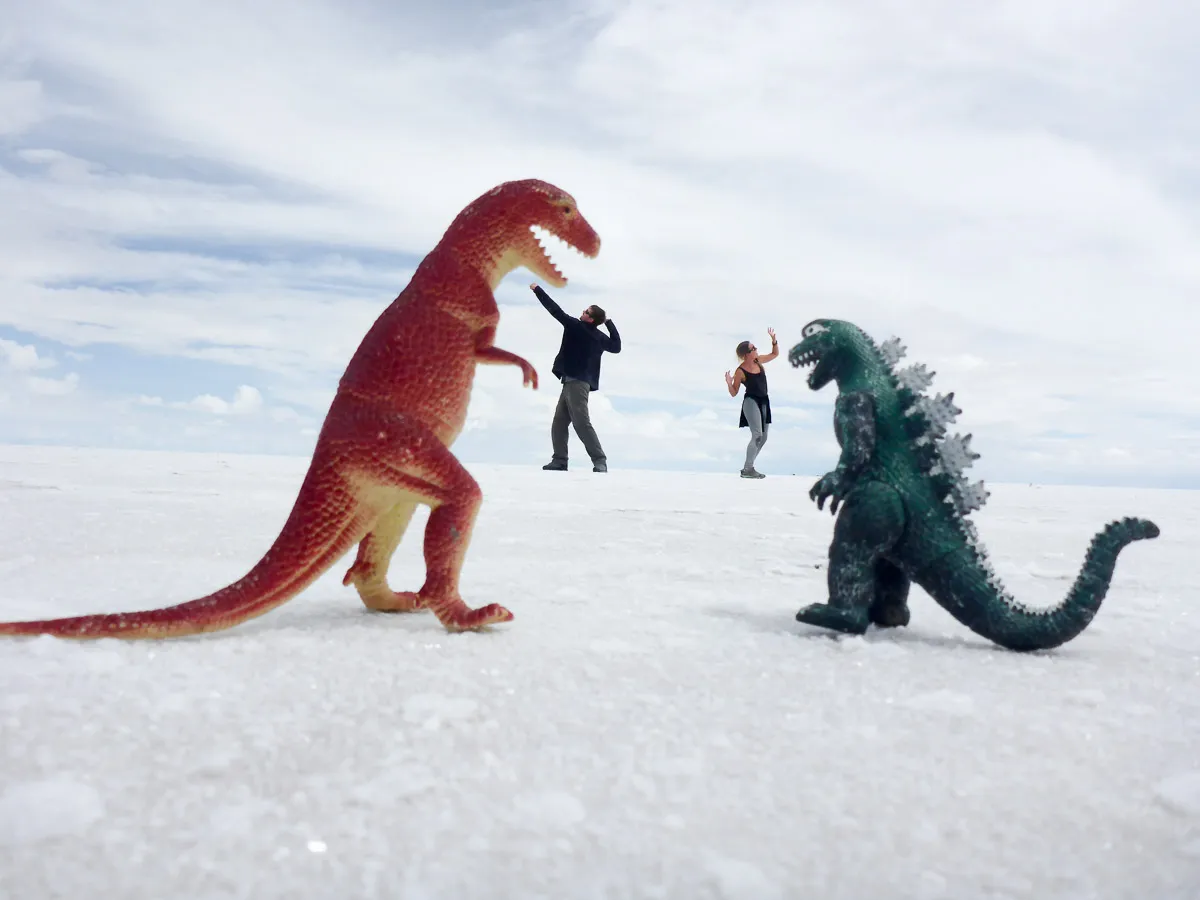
[{"left": 1, "top": 440, "right": 1194, "bottom": 493}]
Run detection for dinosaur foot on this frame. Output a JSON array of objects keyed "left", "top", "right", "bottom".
[
  {"left": 795, "top": 603, "right": 869, "bottom": 635},
  {"left": 361, "top": 590, "right": 426, "bottom": 613},
  {"left": 433, "top": 602, "right": 514, "bottom": 632},
  {"left": 868, "top": 602, "right": 910, "bottom": 629}
]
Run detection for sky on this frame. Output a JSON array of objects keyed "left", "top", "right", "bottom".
[{"left": 2, "top": 0, "right": 1199, "bottom": 488}]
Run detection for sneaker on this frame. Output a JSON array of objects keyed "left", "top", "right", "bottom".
[
  {"left": 740, "top": 468, "right": 766, "bottom": 479},
  {"left": 592, "top": 462, "right": 607, "bottom": 473},
  {"left": 543, "top": 460, "right": 568, "bottom": 471}
]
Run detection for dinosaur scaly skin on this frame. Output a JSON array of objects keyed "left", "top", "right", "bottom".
[
  {"left": 0, "top": 179, "right": 600, "bottom": 639},
  {"left": 787, "top": 318, "right": 1159, "bottom": 652}
]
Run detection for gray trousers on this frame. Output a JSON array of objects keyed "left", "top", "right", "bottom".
[
  {"left": 742, "top": 395, "right": 769, "bottom": 470},
  {"left": 551, "top": 379, "right": 606, "bottom": 464}
]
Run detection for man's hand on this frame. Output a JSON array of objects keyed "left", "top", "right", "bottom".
[{"left": 529, "top": 283, "right": 539, "bottom": 291}]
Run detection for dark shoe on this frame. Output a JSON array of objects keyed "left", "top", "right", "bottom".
[
  {"left": 543, "top": 460, "right": 568, "bottom": 471},
  {"left": 740, "top": 468, "right": 765, "bottom": 479},
  {"left": 592, "top": 461, "right": 607, "bottom": 473}
]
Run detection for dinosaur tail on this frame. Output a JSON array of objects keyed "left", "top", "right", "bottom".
[
  {"left": 915, "top": 516, "right": 1160, "bottom": 652},
  {"left": 0, "top": 476, "right": 370, "bottom": 641}
]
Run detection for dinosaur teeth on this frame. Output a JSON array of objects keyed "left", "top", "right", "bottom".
[{"left": 531, "top": 225, "right": 579, "bottom": 278}]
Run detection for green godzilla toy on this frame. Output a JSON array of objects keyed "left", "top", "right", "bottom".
[{"left": 787, "top": 318, "right": 1159, "bottom": 652}]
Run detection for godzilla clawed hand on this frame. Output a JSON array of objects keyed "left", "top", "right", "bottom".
[{"left": 810, "top": 470, "right": 850, "bottom": 514}]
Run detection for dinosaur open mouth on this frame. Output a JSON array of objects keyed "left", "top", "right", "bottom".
[
  {"left": 531, "top": 225, "right": 591, "bottom": 282},
  {"left": 790, "top": 346, "right": 832, "bottom": 389}
]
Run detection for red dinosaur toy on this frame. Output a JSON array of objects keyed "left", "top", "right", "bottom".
[{"left": 0, "top": 179, "right": 601, "bottom": 639}]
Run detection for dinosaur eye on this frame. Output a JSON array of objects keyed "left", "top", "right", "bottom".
[
  {"left": 560, "top": 204, "right": 573, "bottom": 215},
  {"left": 802, "top": 322, "right": 827, "bottom": 337}
]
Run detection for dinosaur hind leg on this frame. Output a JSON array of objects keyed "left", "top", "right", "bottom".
[
  {"left": 341, "top": 416, "right": 511, "bottom": 632},
  {"left": 797, "top": 481, "right": 905, "bottom": 636},
  {"left": 868, "top": 558, "right": 911, "bottom": 628},
  {"left": 342, "top": 498, "right": 425, "bottom": 612}
]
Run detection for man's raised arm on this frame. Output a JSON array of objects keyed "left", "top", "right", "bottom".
[
  {"left": 600, "top": 319, "right": 621, "bottom": 353},
  {"left": 529, "top": 283, "right": 576, "bottom": 328}
]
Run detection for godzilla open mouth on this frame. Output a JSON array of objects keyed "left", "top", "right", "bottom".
[{"left": 789, "top": 345, "right": 832, "bottom": 389}]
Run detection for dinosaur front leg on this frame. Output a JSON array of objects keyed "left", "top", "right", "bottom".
[
  {"left": 342, "top": 500, "right": 424, "bottom": 612},
  {"left": 809, "top": 391, "right": 876, "bottom": 515},
  {"left": 797, "top": 481, "right": 905, "bottom": 635},
  {"left": 475, "top": 346, "right": 538, "bottom": 388},
  {"left": 474, "top": 327, "right": 538, "bottom": 388}
]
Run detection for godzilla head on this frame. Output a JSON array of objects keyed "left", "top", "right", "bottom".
[
  {"left": 788, "top": 318, "right": 862, "bottom": 390},
  {"left": 443, "top": 179, "right": 602, "bottom": 289}
]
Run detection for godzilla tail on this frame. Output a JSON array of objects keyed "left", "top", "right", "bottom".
[
  {"left": 915, "top": 516, "right": 1160, "bottom": 652},
  {"left": 0, "top": 477, "right": 372, "bottom": 641}
]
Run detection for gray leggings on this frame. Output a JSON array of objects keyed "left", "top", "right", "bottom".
[{"left": 742, "top": 396, "right": 769, "bottom": 469}]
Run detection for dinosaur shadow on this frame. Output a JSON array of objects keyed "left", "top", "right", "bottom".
[
  {"left": 162, "top": 600, "right": 512, "bottom": 642},
  {"left": 703, "top": 603, "right": 1083, "bottom": 657}
]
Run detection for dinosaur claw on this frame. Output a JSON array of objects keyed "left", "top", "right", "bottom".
[
  {"left": 522, "top": 364, "right": 538, "bottom": 390},
  {"left": 437, "top": 603, "right": 514, "bottom": 632},
  {"left": 360, "top": 589, "right": 425, "bottom": 613},
  {"left": 342, "top": 561, "right": 367, "bottom": 586}
]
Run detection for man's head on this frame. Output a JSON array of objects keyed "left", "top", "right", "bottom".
[
  {"left": 581, "top": 304, "right": 606, "bottom": 326},
  {"left": 441, "top": 179, "right": 602, "bottom": 290}
]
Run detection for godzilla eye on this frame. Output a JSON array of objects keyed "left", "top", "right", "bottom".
[
  {"left": 802, "top": 322, "right": 827, "bottom": 338},
  {"left": 560, "top": 204, "right": 573, "bottom": 215}
]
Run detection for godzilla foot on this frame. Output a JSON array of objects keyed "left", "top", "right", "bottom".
[
  {"left": 868, "top": 601, "right": 910, "bottom": 628},
  {"left": 795, "top": 603, "right": 869, "bottom": 635}
]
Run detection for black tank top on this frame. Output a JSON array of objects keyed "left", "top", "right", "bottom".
[{"left": 740, "top": 365, "right": 768, "bottom": 398}]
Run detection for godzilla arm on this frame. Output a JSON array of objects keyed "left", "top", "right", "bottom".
[{"left": 810, "top": 390, "right": 876, "bottom": 514}]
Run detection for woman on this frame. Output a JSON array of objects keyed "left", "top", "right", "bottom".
[{"left": 725, "top": 327, "right": 778, "bottom": 479}]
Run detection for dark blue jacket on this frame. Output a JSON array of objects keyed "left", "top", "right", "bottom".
[{"left": 534, "top": 286, "right": 621, "bottom": 392}]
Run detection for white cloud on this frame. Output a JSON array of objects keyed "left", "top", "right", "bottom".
[
  {"left": 0, "top": 338, "right": 56, "bottom": 372},
  {"left": 139, "top": 385, "right": 265, "bottom": 416},
  {"left": 0, "top": 336, "right": 79, "bottom": 398},
  {"left": 186, "top": 385, "right": 263, "bottom": 416},
  {"left": 1, "top": 0, "right": 1198, "bottom": 484},
  {"left": 26, "top": 371, "right": 79, "bottom": 396},
  {"left": 0, "top": 80, "right": 44, "bottom": 136}
]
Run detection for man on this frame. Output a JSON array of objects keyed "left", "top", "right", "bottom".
[{"left": 529, "top": 282, "right": 621, "bottom": 473}]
